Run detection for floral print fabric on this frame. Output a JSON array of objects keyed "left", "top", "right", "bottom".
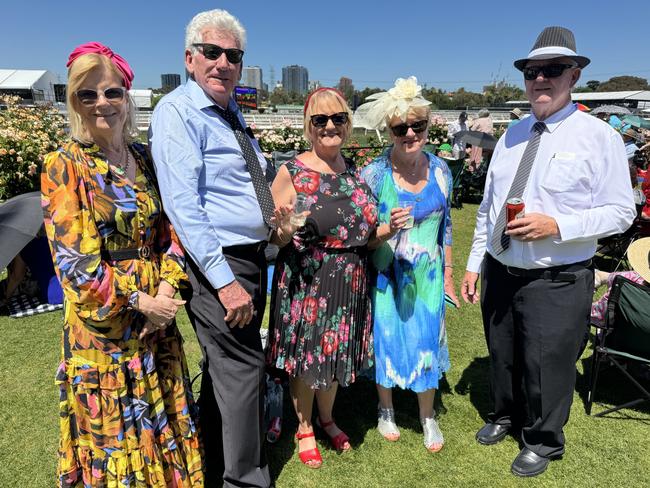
[
  {"left": 362, "top": 151, "right": 452, "bottom": 393},
  {"left": 266, "top": 158, "right": 378, "bottom": 388},
  {"left": 41, "top": 141, "right": 203, "bottom": 487}
]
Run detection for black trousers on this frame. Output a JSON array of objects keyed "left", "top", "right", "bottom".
[
  {"left": 183, "top": 244, "right": 270, "bottom": 488},
  {"left": 480, "top": 253, "right": 593, "bottom": 458}
]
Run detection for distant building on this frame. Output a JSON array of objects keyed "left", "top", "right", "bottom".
[
  {"left": 308, "top": 80, "right": 321, "bottom": 91},
  {"left": 282, "top": 65, "right": 308, "bottom": 95},
  {"left": 161, "top": 73, "right": 181, "bottom": 92},
  {"left": 338, "top": 77, "right": 353, "bottom": 92},
  {"left": 0, "top": 69, "right": 59, "bottom": 103},
  {"left": 242, "top": 66, "right": 263, "bottom": 92}
]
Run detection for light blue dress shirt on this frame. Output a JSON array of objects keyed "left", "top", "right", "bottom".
[{"left": 149, "top": 79, "right": 269, "bottom": 289}]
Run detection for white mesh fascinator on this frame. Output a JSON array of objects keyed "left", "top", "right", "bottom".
[{"left": 354, "top": 76, "right": 431, "bottom": 130}]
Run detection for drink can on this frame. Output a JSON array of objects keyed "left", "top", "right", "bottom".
[{"left": 506, "top": 198, "right": 525, "bottom": 222}]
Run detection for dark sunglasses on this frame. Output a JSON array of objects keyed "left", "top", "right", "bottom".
[
  {"left": 522, "top": 63, "right": 576, "bottom": 81},
  {"left": 310, "top": 112, "right": 349, "bottom": 128},
  {"left": 75, "top": 87, "right": 126, "bottom": 106},
  {"left": 193, "top": 43, "right": 244, "bottom": 63},
  {"left": 390, "top": 119, "right": 429, "bottom": 137}
]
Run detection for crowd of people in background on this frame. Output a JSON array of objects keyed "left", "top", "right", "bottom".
[{"left": 28, "top": 7, "right": 645, "bottom": 487}]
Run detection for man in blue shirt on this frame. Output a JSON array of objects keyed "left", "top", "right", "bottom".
[{"left": 150, "top": 9, "right": 271, "bottom": 488}]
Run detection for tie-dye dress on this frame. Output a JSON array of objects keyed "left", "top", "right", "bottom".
[
  {"left": 41, "top": 141, "right": 203, "bottom": 487},
  {"left": 361, "top": 151, "right": 452, "bottom": 393}
]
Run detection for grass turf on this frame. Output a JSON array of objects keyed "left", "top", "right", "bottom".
[{"left": 1, "top": 203, "right": 649, "bottom": 487}]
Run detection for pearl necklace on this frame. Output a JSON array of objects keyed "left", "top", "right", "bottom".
[{"left": 392, "top": 154, "right": 422, "bottom": 177}]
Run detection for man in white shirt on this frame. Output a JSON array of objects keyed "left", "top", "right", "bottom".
[
  {"left": 448, "top": 111, "right": 468, "bottom": 159},
  {"left": 461, "top": 26, "right": 635, "bottom": 477}
]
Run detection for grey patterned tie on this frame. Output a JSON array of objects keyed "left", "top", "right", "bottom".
[
  {"left": 215, "top": 106, "right": 276, "bottom": 230},
  {"left": 491, "top": 121, "right": 546, "bottom": 255}
]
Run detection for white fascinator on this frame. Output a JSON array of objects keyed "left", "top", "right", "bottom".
[{"left": 354, "top": 76, "right": 431, "bottom": 130}]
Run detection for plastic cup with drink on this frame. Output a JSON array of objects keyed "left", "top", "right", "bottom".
[
  {"left": 290, "top": 193, "right": 311, "bottom": 227},
  {"left": 399, "top": 197, "right": 416, "bottom": 229}
]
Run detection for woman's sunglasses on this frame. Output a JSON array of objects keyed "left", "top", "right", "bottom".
[
  {"left": 310, "top": 112, "right": 349, "bottom": 128},
  {"left": 390, "top": 119, "right": 428, "bottom": 137},
  {"left": 75, "top": 87, "right": 126, "bottom": 106},
  {"left": 193, "top": 43, "right": 244, "bottom": 64},
  {"left": 522, "top": 63, "right": 576, "bottom": 81}
]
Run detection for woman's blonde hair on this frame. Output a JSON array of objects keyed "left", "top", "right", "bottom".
[
  {"left": 66, "top": 53, "right": 137, "bottom": 144},
  {"left": 303, "top": 89, "right": 353, "bottom": 145},
  {"left": 387, "top": 105, "right": 432, "bottom": 127}
]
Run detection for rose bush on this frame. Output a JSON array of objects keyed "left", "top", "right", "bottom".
[
  {"left": 0, "top": 95, "right": 65, "bottom": 200},
  {"left": 254, "top": 121, "right": 308, "bottom": 156}
]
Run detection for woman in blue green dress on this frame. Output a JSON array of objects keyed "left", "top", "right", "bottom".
[{"left": 358, "top": 77, "right": 459, "bottom": 452}]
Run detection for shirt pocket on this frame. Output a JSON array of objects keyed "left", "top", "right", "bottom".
[{"left": 541, "top": 157, "right": 591, "bottom": 194}]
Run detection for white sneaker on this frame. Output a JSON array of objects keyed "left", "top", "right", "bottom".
[{"left": 377, "top": 406, "right": 400, "bottom": 441}]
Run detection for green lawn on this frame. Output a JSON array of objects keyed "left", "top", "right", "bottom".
[{"left": 1, "top": 203, "right": 649, "bottom": 487}]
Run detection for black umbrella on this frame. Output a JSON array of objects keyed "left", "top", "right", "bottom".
[
  {"left": 455, "top": 130, "right": 498, "bottom": 150},
  {"left": 0, "top": 192, "right": 44, "bottom": 271}
]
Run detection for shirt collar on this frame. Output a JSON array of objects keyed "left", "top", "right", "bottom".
[
  {"left": 529, "top": 101, "right": 576, "bottom": 134},
  {"left": 186, "top": 78, "right": 238, "bottom": 113}
]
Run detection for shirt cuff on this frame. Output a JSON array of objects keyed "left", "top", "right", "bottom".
[
  {"left": 554, "top": 213, "right": 582, "bottom": 242},
  {"left": 204, "top": 260, "right": 237, "bottom": 290},
  {"left": 466, "top": 255, "right": 484, "bottom": 274}
]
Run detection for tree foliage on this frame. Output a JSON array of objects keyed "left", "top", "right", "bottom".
[{"left": 597, "top": 76, "right": 649, "bottom": 92}]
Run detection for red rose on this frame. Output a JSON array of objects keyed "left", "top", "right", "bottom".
[
  {"left": 303, "top": 296, "right": 318, "bottom": 324},
  {"left": 293, "top": 171, "right": 320, "bottom": 194},
  {"left": 320, "top": 330, "right": 339, "bottom": 356},
  {"left": 351, "top": 265, "right": 365, "bottom": 293}
]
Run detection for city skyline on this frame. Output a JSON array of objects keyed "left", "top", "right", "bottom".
[{"left": 1, "top": 1, "right": 648, "bottom": 93}]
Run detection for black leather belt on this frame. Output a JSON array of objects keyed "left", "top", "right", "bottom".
[
  {"left": 101, "top": 245, "right": 153, "bottom": 261},
  {"left": 223, "top": 241, "right": 268, "bottom": 256},
  {"left": 504, "top": 259, "right": 592, "bottom": 282}
]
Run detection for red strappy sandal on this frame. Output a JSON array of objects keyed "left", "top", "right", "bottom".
[
  {"left": 316, "top": 418, "right": 351, "bottom": 452},
  {"left": 295, "top": 430, "right": 323, "bottom": 468}
]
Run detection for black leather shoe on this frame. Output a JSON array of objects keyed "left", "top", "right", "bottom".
[
  {"left": 475, "top": 423, "right": 510, "bottom": 445},
  {"left": 511, "top": 448, "right": 550, "bottom": 477}
]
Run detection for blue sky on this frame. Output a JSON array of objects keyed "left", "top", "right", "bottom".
[{"left": 1, "top": 0, "right": 648, "bottom": 91}]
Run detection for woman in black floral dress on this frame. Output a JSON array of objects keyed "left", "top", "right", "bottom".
[{"left": 267, "top": 88, "right": 377, "bottom": 468}]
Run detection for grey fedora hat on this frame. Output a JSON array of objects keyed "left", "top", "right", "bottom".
[{"left": 514, "top": 26, "right": 590, "bottom": 71}]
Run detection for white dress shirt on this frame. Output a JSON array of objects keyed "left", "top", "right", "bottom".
[{"left": 467, "top": 102, "right": 636, "bottom": 273}]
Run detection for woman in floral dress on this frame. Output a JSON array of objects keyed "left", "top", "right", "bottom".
[
  {"left": 41, "top": 43, "right": 203, "bottom": 487},
  {"left": 266, "top": 88, "right": 377, "bottom": 468},
  {"left": 356, "top": 77, "right": 459, "bottom": 453}
]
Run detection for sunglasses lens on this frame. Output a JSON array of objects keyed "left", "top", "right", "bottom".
[
  {"left": 76, "top": 89, "right": 98, "bottom": 105},
  {"left": 522, "top": 67, "right": 539, "bottom": 80},
  {"left": 411, "top": 120, "right": 428, "bottom": 133},
  {"left": 225, "top": 49, "right": 244, "bottom": 63},
  {"left": 201, "top": 44, "right": 223, "bottom": 60},
  {"left": 104, "top": 88, "right": 125, "bottom": 101},
  {"left": 391, "top": 125, "right": 408, "bottom": 137},
  {"left": 544, "top": 64, "right": 566, "bottom": 78},
  {"left": 311, "top": 115, "right": 328, "bottom": 127},
  {"left": 331, "top": 113, "right": 348, "bottom": 125}
]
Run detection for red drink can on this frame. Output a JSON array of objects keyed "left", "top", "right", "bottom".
[{"left": 506, "top": 198, "right": 525, "bottom": 222}]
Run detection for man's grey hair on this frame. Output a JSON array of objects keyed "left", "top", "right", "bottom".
[
  {"left": 185, "top": 9, "right": 247, "bottom": 52},
  {"left": 477, "top": 109, "right": 490, "bottom": 118}
]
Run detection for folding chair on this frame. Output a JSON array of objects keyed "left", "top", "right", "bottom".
[
  {"left": 445, "top": 159, "right": 465, "bottom": 209},
  {"left": 595, "top": 214, "right": 650, "bottom": 272},
  {"left": 586, "top": 275, "right": 650, "bottom": 416}
]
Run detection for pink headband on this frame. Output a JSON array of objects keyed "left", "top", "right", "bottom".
[
  {"left": 67, "top": 42, "right": 134, "bottom": 90},
  {"left": 303, "top": 87, "right": 346, "bottom": 114}
]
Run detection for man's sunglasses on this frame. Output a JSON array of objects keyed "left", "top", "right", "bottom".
[
  {"left": 390, "top": 119, "right": 429, "bottom": 137},
  {"left": 75, "top": 87, "right": 126, "bottom": 106},
  {"left": 310, "top": 112, "right": 349, "bottom": 128},
  {"left": 193, "top": 43, "right": 244, "bottom": 64},
  {"left": 522, "top": 63, "right": 576, "bottom": 81}
]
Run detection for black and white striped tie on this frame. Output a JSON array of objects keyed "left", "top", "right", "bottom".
[
  {"left": 215, "top": 106, "right": 276, "bottom": 230},
  {"left": 491, "top": 121, "right": 546, "bottom": 255}
]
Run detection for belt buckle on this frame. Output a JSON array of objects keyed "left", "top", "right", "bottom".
[{"left": 139, "top": 245, "right": 151, "bottom": 259}]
